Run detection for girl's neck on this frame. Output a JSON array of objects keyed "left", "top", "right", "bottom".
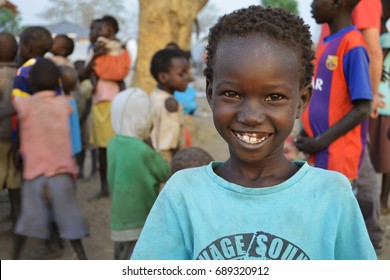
[
  {"left": 328, "top": 14, "right": 353, "bottom": 35},
  {"left": 157, "top": 84, "right": 174, "bottom": 94}
]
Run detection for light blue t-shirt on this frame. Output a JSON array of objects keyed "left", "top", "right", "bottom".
[{"left": 131, "top": 161, "right": 376, "bottom": 260}]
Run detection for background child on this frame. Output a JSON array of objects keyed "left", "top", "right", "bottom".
[
  {"left": 149, "top": 49, "right": 190, "bottom": 162},
  {"left": 296, "top": 0, "right": 372, "bottom": 194},
  {"left": 86, "top": 15, "right": 131, "bottom": 197},
  {"left": 12, "top": 26, "right": 54, "bottom": 100},
  {"left": 369, "top": 0, "right": 390, "bottom": 212},
  {"left": 0, "top": 58, "right": 88, "bottom": 260},
  {"left": 165, "top": 42, "right": 198, "bottom": 115},
  {"left": 73, "top": 60, "right": 95, "bottom": 178},
  {"left": 131, "top": 5, "right": 375, "bottom": 260},
  {"left": 0, "top": 32, "right": 21, "bottom": 226},
  {"left": 108, "top": 87, "right": 169, "bottom": 259},
  {"left": 49, "top": 34, "right": 75, "bottom": 67}
]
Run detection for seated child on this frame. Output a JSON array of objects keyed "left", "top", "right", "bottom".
[
  {"left": 0, "top": 32, "right": 21, "bottom": 225},
  {"left": 131, "top": 6, "right": 376, "bottom": 260},
  {"left": 149, "top": 49, "right": 191, "bottom": 162},
  {"left": 49, "top": 34, "right": 75, "bottom": 67},
  {"left": 108, "top": 87, "right": 169, "bottom": 259},
  {"left": 0, "top": 58, "right": 88, "bottom": 260}
]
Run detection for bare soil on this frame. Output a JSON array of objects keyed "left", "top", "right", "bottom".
[{"left": 0, "top": 94, "right": 389, "bottom": 260}]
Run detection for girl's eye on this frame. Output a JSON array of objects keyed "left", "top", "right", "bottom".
[
  {"left": 223, "top": 91, "right": 240, "bottom": 98},
  {"left": 265, "top": 94, "right": 284, "bottom": 101}
]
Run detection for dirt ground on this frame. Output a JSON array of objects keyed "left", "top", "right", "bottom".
[{"left": 0, "top": 93, "right": 389, "bottom": 260}]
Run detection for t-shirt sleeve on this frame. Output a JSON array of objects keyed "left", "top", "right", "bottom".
[
  {"left": 351, "top": 0, "right": 382, "bottom": 30},
  {"left": 148, "top": 150, "right": 170, "bottom": 184},
  {"left": 334, "top": 187, "right": 377, "bottom": 260},
  {"left": 343, "top": 47, "right": 373, "bottom": 101},
  {"left": 131, "top": 185, "right": 191, "bottom": 260}
]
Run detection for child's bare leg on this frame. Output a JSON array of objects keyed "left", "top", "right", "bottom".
[
  {"left": 380, "top": 173, "right": 390, "bottom": 209},
  {"left": 8, "top": 188, "right": 21, "bottom": 226},
  {"left": 98, "top": 147, "right": 108, "bottom": 196},
  {"left": 90, "top": 148, "right": 98, "bottom": 177},
  {"left": 70, "top": 239, "right": 87, "bottom": 259},
  {"left": 12, "top": 234, "right": 26, "bottom": 259},
  {"left": 114, "top": 241, "right": 137, "bottom": 260},
  {"left": 76, "top": 150, "right": 86, "bottom": 179}
]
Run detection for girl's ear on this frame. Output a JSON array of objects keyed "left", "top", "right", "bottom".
[
  {"left": 296, "top": 84, "right": 312, "bottom": 119},
  {"left": 158, "top": 72, "right": 168, "bottom": 84},
  {"left": 206, "top": 79, "right": 213, "bottom": 108},
  {"left": 332, "top": 0, "right": 341, "bottom": 9}
]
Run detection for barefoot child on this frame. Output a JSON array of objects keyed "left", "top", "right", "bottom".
[
  {"left": 131, "top": 5, "right": 375, "bottom": 260},
  {"left": 0, "top": 59, "right": 88, "bottom": 260}
]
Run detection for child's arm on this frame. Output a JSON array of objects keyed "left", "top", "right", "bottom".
[
  {"left": 82, "top": 44, "right": 108, "bottom": 80},
  {"left": 387, "top": 125, "right": 390, "bottom": 141},
  {"left": 295, "top": 99, "right": 371, "bottom": 153}
]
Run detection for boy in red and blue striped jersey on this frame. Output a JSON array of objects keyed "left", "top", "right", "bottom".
[{"left": 296, "top": 0, "right": 372, "bottom": 192}]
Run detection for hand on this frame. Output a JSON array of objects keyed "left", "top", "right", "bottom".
[
  {"left": 294, "top": 136, "right": 326, "bottom": 154},
  {"left": 93, "top": 42, "right": 108, "bottom": 57},
  {"left": 370, "top": 93, "right": 386, "bottom": 119}
]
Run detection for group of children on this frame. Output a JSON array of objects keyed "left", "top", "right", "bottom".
[{"left": 1, "top": 0, "right": 389, "bottom": 260}]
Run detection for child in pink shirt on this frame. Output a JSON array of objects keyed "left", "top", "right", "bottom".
[{"left": 0, "top": 58, "right": 88, "bottom": 259}]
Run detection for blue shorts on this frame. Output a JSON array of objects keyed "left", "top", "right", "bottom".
[{"left": 15, "top": 174, "right": 88, "bottom": 240}]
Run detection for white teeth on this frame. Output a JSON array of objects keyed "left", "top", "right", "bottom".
[{"left": 235, "top": 131, "right": 268, "bottom": 145}]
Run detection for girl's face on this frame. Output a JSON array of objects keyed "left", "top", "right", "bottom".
[
  {"left": 207, "top": 34, "right": 310, "bottom": 168},
  {"left": 311, "top": 0, "right": 334, "bottom": 24},
  {"left": 51, "top": 37, "right": 65, "bottom": 57},
  {"left": 89, "top": 21, "right": 102, "bottom": 43},
  {"left": 99, "top": 23, "right": 113, "bottom": 39},
  {"left": 159, "top": 57, "right": 190, "bottom": 93}
]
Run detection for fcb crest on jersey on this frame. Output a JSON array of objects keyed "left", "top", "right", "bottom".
[{"left": 325, "top": 55, "right": 339, "bottom": 70}]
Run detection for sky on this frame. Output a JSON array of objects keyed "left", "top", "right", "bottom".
[{"left": 10, "top": 0, "right": 320, "bottom": 41}]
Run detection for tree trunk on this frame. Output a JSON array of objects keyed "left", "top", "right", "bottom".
[{"left": 133, "top": 0, "right": 208, "bottom": 93}]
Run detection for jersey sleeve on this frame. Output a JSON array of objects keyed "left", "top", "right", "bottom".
[
  {"left": 343, "top": 47, "right": 373, "bottom": 101},
  {"left": 131, "top": 184, "right": 191, "bottom": 260},
  {"left": 334, "top": 186, "right": 377, "bottom": 260},
  {"left": 12, "top": 75, "right": 32, "bottom": 99}
]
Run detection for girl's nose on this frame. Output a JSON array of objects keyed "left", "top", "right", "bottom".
[{"left": 237, "top": 100, "right": 265, "bottom": 126}]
